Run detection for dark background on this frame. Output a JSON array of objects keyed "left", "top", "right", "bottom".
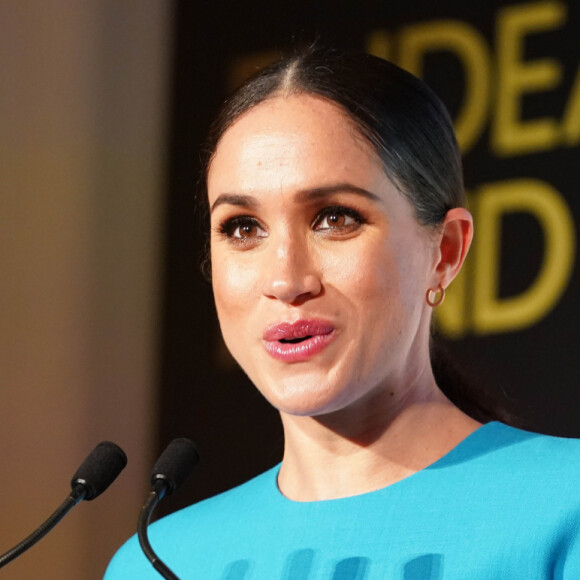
[{"left": 157, "top": 0, "right": 580, "bottom": 514}]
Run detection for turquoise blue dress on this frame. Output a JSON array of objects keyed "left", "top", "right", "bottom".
[{"left": 105, "top": 422, "right": 580, "bottom": 579}]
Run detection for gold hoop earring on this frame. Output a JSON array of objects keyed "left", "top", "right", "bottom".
[{"left": 426, "top": 284, "right": 445, "bottom": 307}]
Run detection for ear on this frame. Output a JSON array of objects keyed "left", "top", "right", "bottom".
[{"left": 434, "top": 208, "right": 473, "bottom": 287}]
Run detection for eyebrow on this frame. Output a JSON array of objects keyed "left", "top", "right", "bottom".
[
  {"left": 210, "top": 182, "right": 382, "bottom": 213},
  {"left": 210, "top": 193, "right": 258, "bottom": 213}
]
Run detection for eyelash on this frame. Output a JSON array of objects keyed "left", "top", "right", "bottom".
[
  {"left": 312, "top": 205, "right": 364, "bottom": 230},
  {"left": 216, "top": 205, "right": 365, "bottom": 244},
  {"left": 217, "top": 216, "right": 264, "bottom": 241}
]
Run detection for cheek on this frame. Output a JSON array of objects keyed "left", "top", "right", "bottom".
[
  {"left": 211, "top": 253, "right": 258, "bottom": 325},
  {"left": 326, "top": 240, "right": 422, "bottom": 342},
  {"left": 326, "top": 241, "right": 398, "bottom": 305}
]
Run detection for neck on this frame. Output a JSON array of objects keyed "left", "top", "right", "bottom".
[{"left": 277, "top": 376, "right": 480, "bottom": 502}]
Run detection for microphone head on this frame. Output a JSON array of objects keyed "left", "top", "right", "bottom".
[
  {"left": 150, "top": 438, "right": 199, "bottom": 496},
  {"left": 70, "top": 441, "right": 127, "bottom": 501}
]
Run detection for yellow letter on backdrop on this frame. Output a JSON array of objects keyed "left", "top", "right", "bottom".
[
  {"left": 472, "top": 179, "right": 575, "bottom": 334},
  {"left": 398, "top": 20, "right": 491, "bottom": 153},
  {"left": 493, "top": 1, "right": 566, "bottom": 156}
]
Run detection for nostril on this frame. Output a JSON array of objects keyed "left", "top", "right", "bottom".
[{"left": 261, "top": 273, "right": 322, "bottom": 304}]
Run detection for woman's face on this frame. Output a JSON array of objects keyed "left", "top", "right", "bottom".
[{"left": 207, "top": 94, "right": 441, "bottom": 419}]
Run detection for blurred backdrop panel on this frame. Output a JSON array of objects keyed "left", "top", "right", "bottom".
[
  {"left": 160, "top": 0, "right": 579, "bottom": 515},
  {"left": 0, "top": 1, "right": 170, "bottom": 578}
]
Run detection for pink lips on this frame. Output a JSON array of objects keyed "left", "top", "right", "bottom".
[{"left": 262, "top": 319, "right": 336, "bottom": 363}]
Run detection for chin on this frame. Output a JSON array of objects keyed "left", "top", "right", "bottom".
[{"left": 257, "top": 374, "right": 349, "bottom": 417}]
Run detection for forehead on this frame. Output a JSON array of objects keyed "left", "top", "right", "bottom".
[{"left": 207, "top": 94, "right": 386, "bottom": 199}]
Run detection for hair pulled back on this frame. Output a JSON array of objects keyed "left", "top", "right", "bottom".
[{"left": 203, "top": 47, "right": 464, "bottom": 227}]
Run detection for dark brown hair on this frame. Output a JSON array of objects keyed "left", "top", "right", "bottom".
[{"left": 202, "top": 48, "right": 462, "bottom": 227}]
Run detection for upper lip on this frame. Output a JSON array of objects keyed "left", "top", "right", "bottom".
[{"left": 262, "top": 319, "right": 335, "bottom": 341}]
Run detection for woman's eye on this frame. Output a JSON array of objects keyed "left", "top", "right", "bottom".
[
  {"left": 313, "top": 207, "right": 363, "bottom": 231},
  {"left": 232, "top": 223, "right": 260, "bottom": 239},
  {"left": 219, "top": 217, "right": 266, "bottom": 241}
]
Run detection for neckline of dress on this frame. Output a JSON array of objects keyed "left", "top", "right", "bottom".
[{"left": 272, "top": 420, "right": 502, "bottom": 505}]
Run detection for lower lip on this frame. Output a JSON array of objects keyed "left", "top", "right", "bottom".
[{"left": 263, "top": 332, "right": 336, "bottom": 363}]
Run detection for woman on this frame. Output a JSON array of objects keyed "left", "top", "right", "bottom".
[{"left": 106, "top": 48, "right": 580, "bottom": 579}]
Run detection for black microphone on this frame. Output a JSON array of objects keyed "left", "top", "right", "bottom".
[
  {"left": 138, "top": 438, "right": 200, "bottom": 580},
  {"left": 0, "top": 441, "right": 127, "bottom": 569}
]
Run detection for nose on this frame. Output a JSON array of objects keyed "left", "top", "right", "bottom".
[{"left": 260, "top": 235, "right": 322, "bottom": 305}]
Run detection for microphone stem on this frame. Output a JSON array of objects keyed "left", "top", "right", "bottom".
[
  {"left": 0, "top": 486, "right": 86, "bottom": 569},
  {"left": 138, "top": 482, "right": 180, "bottom": 580}
]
